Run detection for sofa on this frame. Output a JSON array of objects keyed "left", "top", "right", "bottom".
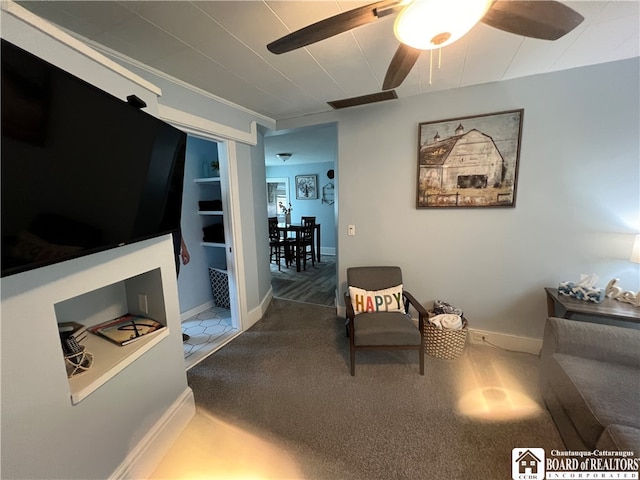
[{"left": 539, "top": 317, "right": 640, "bottom": 453}]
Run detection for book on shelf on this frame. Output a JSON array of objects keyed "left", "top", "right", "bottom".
[
  {"left": 58, "top": 321, "right": 88, "bottom": 343},
  {"left": 89, "top": 314, "right": 165, "bottom": 346}
]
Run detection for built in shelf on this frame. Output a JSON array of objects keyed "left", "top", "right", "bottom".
[
  {"left": 198, "top": 211, "right": 224, "bottom": 215},
  {"left": 194, "top": 177, "right": 220, "bottom": 183},
  {"left": 55, "top": 268, "right": 168, "bottom": 405},
  {"left": 68, "top": 329, "right": 168, "bottom": 404}
]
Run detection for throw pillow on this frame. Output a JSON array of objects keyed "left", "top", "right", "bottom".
[{"left": 348, "top": 284, "right": 405, "bottom": 315}]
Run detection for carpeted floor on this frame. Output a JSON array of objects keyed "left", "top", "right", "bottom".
[{"left": 173, "top": 299, "right": 563, "bottom": 479}]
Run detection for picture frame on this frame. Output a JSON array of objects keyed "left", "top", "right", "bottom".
[
  {"left": 295, "top": 174, "right": 318, "bottom": 200},
  {"left": 416, "top": 109, "right": 523, "bottom": 208},
  {"left": 266, "top": 177, "right": 289, "bottom": 216}
]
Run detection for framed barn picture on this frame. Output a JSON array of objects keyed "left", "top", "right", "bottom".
[
  {"left": 295, "top": 174, "right": 318, "bottom": 199},
  {"left": 416, "top": 109, "right": 524, "bottom": 208}
]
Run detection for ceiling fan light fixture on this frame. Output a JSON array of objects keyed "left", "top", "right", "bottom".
[{"left": 393, "top": 0, "right": 492, "bottom": 50}]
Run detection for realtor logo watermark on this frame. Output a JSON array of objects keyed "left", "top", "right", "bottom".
[
  {"left": 513, "top": 448, "right": 546, "bottom": 480},
  {"left": 512, "top": 448, "right": 639, "bottom": 480}
]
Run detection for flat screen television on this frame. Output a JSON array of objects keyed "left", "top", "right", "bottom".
[{"left": 1, "top": 39, "right": 187, "bottom": 278}]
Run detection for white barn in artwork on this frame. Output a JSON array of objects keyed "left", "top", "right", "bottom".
[{"left": 419, "top": 125, "right": 505, "bottom": 190}]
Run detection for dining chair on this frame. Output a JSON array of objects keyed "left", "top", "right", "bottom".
[
  {"left": 344, "top": 266, "right": 426, "bottom": 376},
  {"left": 301, "top": 216, "right": 316, "bottom": 261},
  {"left": 287, "top": 220, "right": 315, "bottom": 270},
  {"left": 268, "top": 217, "right": 287, "bottom": 271}
]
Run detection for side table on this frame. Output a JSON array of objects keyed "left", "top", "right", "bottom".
[{"left": 544, "top": 287, "right": 640, "bottom": 324}]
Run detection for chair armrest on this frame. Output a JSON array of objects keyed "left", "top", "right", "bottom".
[
  {"left": 344, "top": 292, "right": 355, "bottom": 319},
  {"left": 403, "top": 290, "right": 428, "bottom": 329}
]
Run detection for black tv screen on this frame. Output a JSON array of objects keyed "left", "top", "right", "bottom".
[{"left": 1, "top": 39, "right": 187, "bottom": 277}]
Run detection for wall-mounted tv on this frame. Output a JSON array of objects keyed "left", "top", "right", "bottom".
[{"left": 1, "top": 39, "right": 187, "bottom": 277}]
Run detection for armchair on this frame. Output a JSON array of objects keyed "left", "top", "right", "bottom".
[{"left": 344, "top": 266, "right": 427, "bottom": 376}]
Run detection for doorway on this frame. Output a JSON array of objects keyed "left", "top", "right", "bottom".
[
  {"left": 264, "top": 123, "right": 338, "bottom": 307},
  {"left": 178, "top": 136, "right": 240, "bottom": 369}
]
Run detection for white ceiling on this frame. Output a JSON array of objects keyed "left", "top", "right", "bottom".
[{"left": 16, "top": 1, "right": 640, "bottom": 126}]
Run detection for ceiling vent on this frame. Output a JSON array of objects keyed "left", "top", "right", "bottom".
[{"left": 328, "top": 90, "right": 398, "bottom": 110}]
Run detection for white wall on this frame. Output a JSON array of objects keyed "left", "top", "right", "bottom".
[
  {"left": 279, "top": 58, "right": 640, "bottom": 341},
  {"left": 242, "top": 135, "right": 273, "bottom": 308},
  {"left": 1, "top": 7, "right": 193, "bottom": 479},
  {"left": 1, "top": 237, "right": 191, "bottom": 479}
]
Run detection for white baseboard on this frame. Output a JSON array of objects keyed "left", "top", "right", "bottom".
[
  {"left": 110, "top": 387, "right": 195, "bottom": 480},
  {"left": 467, "top": 328, "right": 542, "bottom": 355},
  {"left": 180, "top": 301, "right": 216, "bottom": 322},
  {"left": 335, "top": 305, "right": 542, "bottom": 355},
  {"left": 243, "top": 288, "right": 273, "bottom": 330},
  {"left": 321, "top": 247, "right": 336, "bottom": 256}
]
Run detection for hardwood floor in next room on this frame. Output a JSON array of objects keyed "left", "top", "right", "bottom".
[{"left": 270, "top": 254, "right": 336, "bottom": 307}]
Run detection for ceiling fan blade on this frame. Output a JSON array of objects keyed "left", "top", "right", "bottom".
[
  {"left": 482, "top": 1, "right": 584, "bottom": 41},
  {"left": 382, "top": 43, "right": 422, "bottom": 90},
  {"left": 267, "top": 1, "right": 400, "bottom": 54}
]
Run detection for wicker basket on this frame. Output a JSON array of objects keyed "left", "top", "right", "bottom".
[{"left": 424, "top": 317, "right": 468, "bottom": 360}]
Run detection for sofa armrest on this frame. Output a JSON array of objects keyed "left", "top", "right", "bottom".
[{"left": 541, "top": 317, "right": 640, "bottom": 368}]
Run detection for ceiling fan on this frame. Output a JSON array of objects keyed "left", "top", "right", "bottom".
[{"left": 267, "top": 0, "right": 584, "bottom": 91}]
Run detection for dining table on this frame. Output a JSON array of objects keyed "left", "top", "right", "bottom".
[{"left": 276, "top": 222, "right": 321, "bottom": 272}]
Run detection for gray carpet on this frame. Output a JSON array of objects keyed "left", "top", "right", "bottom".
[{"left": 188, "top": 298, "right": 564, "bottom": 479}]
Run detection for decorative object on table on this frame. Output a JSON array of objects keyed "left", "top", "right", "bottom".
[
  {"left": 558, "top": 274, "right": 605, "bottom": 303},
  {"left": 416, "top": 109, "right": 523, "bottom": 208},
  {"left": 278, "top": 201, "right": 292, "bottom": 225},
  {"left": 605, "top": 279, "right": 640, "bottom": 307},
  {"left": 89, "top": 314, "right": 165, "bottom": 346},
  {"left": 295, "top": 174, "right": 318, "bottom": 199}
]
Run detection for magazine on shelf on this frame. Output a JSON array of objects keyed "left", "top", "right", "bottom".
[{"left": 89, "top": 314, "right": 165, "bottom": 346}]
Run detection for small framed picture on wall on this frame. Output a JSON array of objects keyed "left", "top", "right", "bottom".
[{"left": 295, "top": 174, "right": 318, "bottom": 199}]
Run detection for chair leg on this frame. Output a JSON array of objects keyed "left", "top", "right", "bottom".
[
  {"left": 350, "top": 346, "right": 355, "bottom": 376},
  {"left": 419, "top": 344, "right": 425, "bottom": 375}
]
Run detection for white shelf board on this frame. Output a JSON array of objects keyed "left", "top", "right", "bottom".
[
  {"left": 194, "top": 177, "right": 220, "bottom": 183},
  {"left": 67, "top": 328, "right": 169, "bottom": 404},
  {"left": 198, "top": 211, "right": 223, "bottom": 215},
  {"left": 200, "top": 241, "right": 225, "bottom": 248}
]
